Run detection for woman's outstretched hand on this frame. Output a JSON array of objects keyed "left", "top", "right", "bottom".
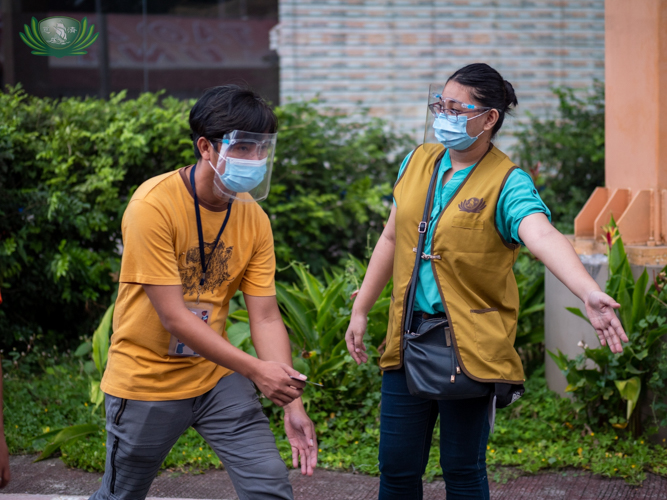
[
  {"left": 584, "top": 290, "right": 628, "bottom": 353},
  {"left": 345, "top": 312, "right": 369, "bottom": 364}
]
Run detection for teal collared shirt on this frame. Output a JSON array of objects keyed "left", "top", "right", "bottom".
[{"left": 394, "top": 149, "right": 551, "bottom": 314}]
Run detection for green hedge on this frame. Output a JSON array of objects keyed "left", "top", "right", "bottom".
[{"left": 0, "top": 86, "right": 411, "bottom": 352}]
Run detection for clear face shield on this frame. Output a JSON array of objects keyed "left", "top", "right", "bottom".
[
  {"left": 424, "top": 84, "right": 447, "bottom": 145},
  {"left": 207, "top": 130, "right": 278, "bottom": 203},
  {"left": 423, "top": 83, "right": 491, "bottom": 151}
]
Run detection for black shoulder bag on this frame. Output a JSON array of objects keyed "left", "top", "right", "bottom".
[{"left": 401, "top": 163, "right": 524, "bottom": 410}]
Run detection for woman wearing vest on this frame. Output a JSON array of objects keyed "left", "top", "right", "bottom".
[{"left": 345, "top": 63, "right": 628, "bottom": 500}]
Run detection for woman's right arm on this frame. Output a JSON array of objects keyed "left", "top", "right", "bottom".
[{"left": 345, "top": 205, "right": 397, "bottom": 364}]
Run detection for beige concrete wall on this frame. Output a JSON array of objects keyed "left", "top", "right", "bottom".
[{"left": 544, "top": 260, "right": 607, "bottom": 396}]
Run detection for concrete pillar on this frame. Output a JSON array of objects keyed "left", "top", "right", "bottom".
[
  {"left": 574, "top": 0, "right": 667, "bottom": 250},
  {"left": 547, "top": 0, "right": 667, "bottom": 416}
]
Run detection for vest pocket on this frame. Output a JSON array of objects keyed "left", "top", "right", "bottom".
[
  {"left": 470, "top": 309, "right": 516, "bottom": 361},
  {"left": 452, "top": 216, "right": 484, "bottom": 230}
]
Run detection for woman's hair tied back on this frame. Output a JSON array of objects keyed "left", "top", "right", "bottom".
[{"left": 447, "top": 62, "right": 518, "bottom": 136}]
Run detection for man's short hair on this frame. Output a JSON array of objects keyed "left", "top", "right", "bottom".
[{"left": 189, "top": 85, "right": 278, "bottom": 160}]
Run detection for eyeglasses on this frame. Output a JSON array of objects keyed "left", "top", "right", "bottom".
[
  {"left": 214, "top": 139, "right": 272, "bottom": 160},
  {"left": 428, "top": 94, "right": 492, "bottom": 123}
]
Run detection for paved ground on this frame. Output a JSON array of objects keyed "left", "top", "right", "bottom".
[{"left": 1, "top": 454, "right": 667, "bottom": 499}]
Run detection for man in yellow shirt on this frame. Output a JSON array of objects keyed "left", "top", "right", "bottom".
[{"left": 90, "top": 85, "right": 317, "bottom": 500}]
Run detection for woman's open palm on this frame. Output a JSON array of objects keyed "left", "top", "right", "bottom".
[{"left": 584, "top": 290, "right": 628, "bottom": 353}]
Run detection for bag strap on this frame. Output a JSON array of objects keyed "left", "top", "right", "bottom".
[{"left": 402, "top": 156, "right": 442, "bottom": 335}]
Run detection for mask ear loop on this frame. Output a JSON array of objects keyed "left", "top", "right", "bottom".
[
  {"left": 468, "top": 109, "right": 491, "bottom": 139},
  {"left": 207, "top": 140, "right": 230, "bottom": 173}
]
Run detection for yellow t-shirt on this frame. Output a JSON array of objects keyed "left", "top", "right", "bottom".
[{"left": 101, "top": 166, "right": 276, "bottom": 401}]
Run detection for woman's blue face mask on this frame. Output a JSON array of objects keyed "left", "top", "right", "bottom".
[{"left": 433, "top": 110, "right": 489, "bottom": 151}]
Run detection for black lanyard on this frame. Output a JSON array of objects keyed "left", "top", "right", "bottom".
[{"left": 190, "top": 164, "right": 233, "bottom": 287}]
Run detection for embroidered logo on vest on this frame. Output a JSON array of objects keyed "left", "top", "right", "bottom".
[{"left": 458, "top": 198, "right": 487, "bottom": 213}]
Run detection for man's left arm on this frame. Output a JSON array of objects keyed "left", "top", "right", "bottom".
[{"left": 245, "top": 294, "right": 318, "bottom": 476}]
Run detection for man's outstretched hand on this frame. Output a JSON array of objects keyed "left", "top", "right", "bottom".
[{"left": 284, "top": 400, "right": 318, "bottom": 476}]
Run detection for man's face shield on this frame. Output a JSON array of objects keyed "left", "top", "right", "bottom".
[{"left": 208, "top": 130, "right": 277, "bottom": 203}]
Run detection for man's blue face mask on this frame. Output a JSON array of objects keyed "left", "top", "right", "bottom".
[
  {"left": 208, "top": 141, "right": 267, "bottom": 194},
  {"left": 215, "top": 156, "right": 267, "bottom": 193}
]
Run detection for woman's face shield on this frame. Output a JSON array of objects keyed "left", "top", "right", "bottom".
[
  {"left": 423, "top": 83, "right": 491, "bottom": 145},
  {"left": 208, "top": 130, "right": 278, "bottom": 203},
  {"left": 424, "top": 84, "right": 447, "bottom": 145}
]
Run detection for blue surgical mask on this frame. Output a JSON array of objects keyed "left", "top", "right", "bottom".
[
  {"left": 433, "top": 111, "right": 489, "bottom": 150},
  {"left": 209, "top": 157, "right": 267, "bottom": 193}
]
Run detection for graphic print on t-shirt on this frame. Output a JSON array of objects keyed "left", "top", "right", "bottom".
[{"left": 178, "top": 241, "right": 234, "bottom": 295}]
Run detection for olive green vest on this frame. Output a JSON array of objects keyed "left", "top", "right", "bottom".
[{"left": 380, "top": 143, "right": 525, "bottom": 384}]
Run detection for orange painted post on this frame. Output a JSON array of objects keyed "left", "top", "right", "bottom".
[{"left": 572, "top": 0, "right": 667, "bottom": 266}]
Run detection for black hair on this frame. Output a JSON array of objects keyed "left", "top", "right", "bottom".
[
  {"left": 447, "top": 63, "right": 518, "bottom": 136},
  {"left": 189, "top": 85, "right": 278, "bottom": 159}
]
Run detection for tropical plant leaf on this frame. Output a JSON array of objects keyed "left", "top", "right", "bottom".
[
  {"left": 515, "top": 328, "right": 544, "bottom": 347},
  {"left": 295, "top": 265, "right": 324, "bottom": 308},
  {"left": 228, "top": 310, "right": 249, "bottom": 323},
  {"left": 369, "top": 297, "right": 391, "bottom": 315},
  {"left": 617, "top": 285, "right": 633, "bottom": 333},
  {"left": 614, "top": 377, "right": 641, "bottom": 421},
  {"left": 92, "top": 304, "right": 114, "bottom": 378},
  {"left": 74, "top": 341, "right": 92, "bottom": 357},
  {"left": 583, "top": 347, "right": 610, "bottom": 369},
  {"left": 33, "top": 424, "right": 100, "bottom": 462},
  {"left": 89, "top": 380, "right": 105, "bottom": 410},
  {"left": 565, "top": 307, "right": 591, "bottom": 325},
  {"left": 316, "top": 277, "right": 345, "bottom": 333},
  {"left": 631, "top": 269, "right": 649, "bottom": 328},
  {"left": 519, "top": 303, "right": 545, "bottom": 318},
  {"left": 276, "top": 283, "right": 315, "bottom": 346},
  {"left": 319, "top": 315, "right": 348, "bottom": 350},
  {"left": 547, "top": 349, "right": 569, "bottom": 371},
  {"left": 226, "top": 321, "right": 251, "bottom": 348},
  {"left": 645, "top": 324, "right": 667, "bottom": 349}
]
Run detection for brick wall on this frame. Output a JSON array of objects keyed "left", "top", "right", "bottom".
[{"left": 272, "top": 0, "right": 604, "bottom": 150}]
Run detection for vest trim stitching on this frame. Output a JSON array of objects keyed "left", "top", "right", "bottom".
[
  {"left": 494, "top": 165, "right": 522, "bottom": 250},
  {"left": 428, "top": 145, "right": 524, "bottom": 384},
  {"left": 392, "top": 145, "right": 421, "bottom": 203},
  {"left": 382, "top": 146, "right": 446, "bottom": 372}
]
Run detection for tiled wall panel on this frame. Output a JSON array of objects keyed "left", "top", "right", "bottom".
[{"left": 274, "top": 0, "right": 604, "bottom": 147}]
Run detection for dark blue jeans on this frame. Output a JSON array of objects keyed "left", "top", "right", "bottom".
[{"left": 378, "top": 333, "right": 490, "bottom": 499}]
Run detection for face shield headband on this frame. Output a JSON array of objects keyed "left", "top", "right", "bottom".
[{"left": 207, "top": 130, "right": 278, "bottom": 203}]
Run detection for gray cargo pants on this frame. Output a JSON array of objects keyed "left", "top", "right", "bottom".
[{"left": 89, "top": 373, "right": 293, "bottom": 500}]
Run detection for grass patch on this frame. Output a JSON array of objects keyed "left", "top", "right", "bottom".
[{"left": 4, "top": 362, "right": 667, "bottom": 484}]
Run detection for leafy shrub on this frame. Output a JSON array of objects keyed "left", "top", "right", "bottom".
[
  {"left": 513, "top": 83, "right": 605, "bottom": 233},
  {"left": 549, "top": 221, "right": 667, "bottom": 436},
  {"left": 513, "top": 248, "right": 546, "bottom": 376},
  {"left": 0, "top": 87, "right": 192, "bottom": 354},
  {"left": 0, "top": 87, "right": 410, "bottom": 353},
  {"left": 268, "top": 101, "right": 412, "bottom": 277}
]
